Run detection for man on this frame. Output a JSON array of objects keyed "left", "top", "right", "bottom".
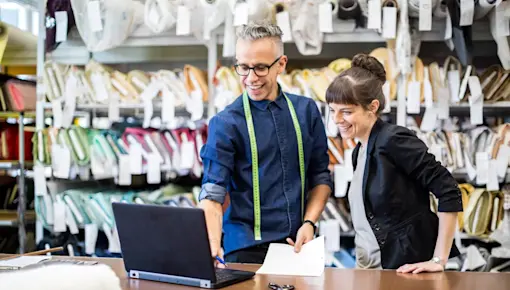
[{"left": 198, "top": 22, "right": 332, "bottom": 266}]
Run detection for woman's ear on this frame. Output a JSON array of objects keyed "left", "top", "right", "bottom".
[{"left": 369, "top": 99, "right": 380, "bottom": 114}]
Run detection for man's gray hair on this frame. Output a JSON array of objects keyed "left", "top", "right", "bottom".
[{"left": 236, "top": 21, "right": 284, "bottom": 55}]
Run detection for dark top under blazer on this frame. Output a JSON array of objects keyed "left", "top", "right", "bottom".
[{"left": 351, "top": 118, "right": 463, "bottom": 269}]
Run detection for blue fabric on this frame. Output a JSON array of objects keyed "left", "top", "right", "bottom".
[{"left": 199, "top": 88, "right": 332, "bottom": 256}]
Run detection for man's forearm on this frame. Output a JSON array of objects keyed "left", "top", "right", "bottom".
[
  {"left": 434, "top": 212, "right": 458, "bottom": 265},
  {"left": 303, "top": 184, "right": 331, "bottom": 223},
  {"left": 199, "top": 199, "right": 224, "bottom": 247}
]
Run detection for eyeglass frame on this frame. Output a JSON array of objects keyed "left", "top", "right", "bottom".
[
  {"left": 268, "top": 282, "right": 295, "bottom": 290},
  {"left": 234, "top": 56, "right": 282, "bottom": 77}
]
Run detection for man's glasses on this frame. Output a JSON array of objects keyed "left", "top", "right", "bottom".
[
  {"left": 268, "top": 282, "right": 295, "bottom": 290},
  {"left": 234, "top": 56, "right": 282, "bottom": 77}
]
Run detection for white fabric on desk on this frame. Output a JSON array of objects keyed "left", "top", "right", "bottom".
[{"left": 0, "top": 264, "right": 121, "bottom": 290}]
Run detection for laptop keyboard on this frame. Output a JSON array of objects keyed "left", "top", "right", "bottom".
[{"left": 215, "top": 268, "right": 239, "bottom": 282}]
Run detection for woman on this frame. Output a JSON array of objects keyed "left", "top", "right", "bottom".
[{"left": 326, "top": 54, "right": 463, "bottom": 273}]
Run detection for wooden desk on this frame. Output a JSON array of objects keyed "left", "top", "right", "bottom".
[
  {"left": 64, "top": 256, "right": 510, "bottom": 290},
  {"left": 2, "top": 255, "right": 510, "bottom": 289}
]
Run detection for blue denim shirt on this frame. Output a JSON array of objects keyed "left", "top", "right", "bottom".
[{"left": 199, "top": 88, "right": 332, "bottom": 256}]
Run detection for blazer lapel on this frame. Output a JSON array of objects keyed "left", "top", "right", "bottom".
[{"left": 362, "top": 118, "right": 385, "bottom": 207}]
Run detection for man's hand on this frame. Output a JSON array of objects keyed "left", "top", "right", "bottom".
[
  {"left": 396, "top": 261, "right": 444, "bottom": 274},
  {"left": 286, "top": 222, "right": 315, "bottom": 253},
  {"left": 199, "top": 199, "right": 225, "bottom": 268},
  {"left": 210, "top": 239, "right": 226, "bottom": 269}
]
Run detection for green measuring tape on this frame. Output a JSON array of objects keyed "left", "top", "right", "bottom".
[{"left": 242, "top": 91, "right": 305, "bottom": 241}]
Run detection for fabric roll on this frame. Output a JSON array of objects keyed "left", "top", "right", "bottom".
[
  {"left": 475, "top": 0, "right": 502, "bottom": 20},
  {"left": 433, "top": 0, "right": 448, "bottom": 18},
  {"left": 291, "top": 0, "right": 324, "bottom": 55},
  {"left": 70, "top": 0, "right": 144, "bottom": 52},
  {"left": 445, "top": 0, "right": 474, "bottom": 66},
  {"left": 144, "top": 0, "right": 176, "bottom": 34},
  {"left": 337, "top": 0, "right": 361, "bottom": 20},
  {"left": 408, "top": 0, "right": 439, "bottom": 18}
]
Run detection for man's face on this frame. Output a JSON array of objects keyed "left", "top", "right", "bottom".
[{"left": 235, "top": 38, "right": 287, "bottom": 101}]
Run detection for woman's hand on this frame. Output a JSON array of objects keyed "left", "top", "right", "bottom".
[
  {"left": 286, "top": 223, "right": 315, "bottom": 253},
  {"left": 396, "top": 261, "right": 444, "bottom": 274}
]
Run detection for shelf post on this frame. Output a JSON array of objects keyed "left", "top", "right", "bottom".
[{"left": 17, "top": 112, "right": 25, "bottom": 254}]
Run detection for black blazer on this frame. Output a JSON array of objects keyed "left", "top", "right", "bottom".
[{"left": 351, "top": 118, "right": 463, "bottom": 269}]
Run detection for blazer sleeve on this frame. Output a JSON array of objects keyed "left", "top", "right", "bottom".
[{"left": 379, "top": 125, "right": 463, "bottom": 213}]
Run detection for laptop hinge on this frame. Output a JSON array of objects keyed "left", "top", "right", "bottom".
[{"left": 128, "top": 270, "right": 212, "bottom": 288}]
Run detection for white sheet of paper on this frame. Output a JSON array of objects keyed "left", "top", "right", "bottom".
[
  {"left": 0, "top": 256, "right": 50, "bottom": 268},
  {"left": 256, "top": 236, "right": 325, "bottom": 277}
]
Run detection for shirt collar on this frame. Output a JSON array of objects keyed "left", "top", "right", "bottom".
[{"left": 248, "top": 85, "right": 286, "bottom": 111}]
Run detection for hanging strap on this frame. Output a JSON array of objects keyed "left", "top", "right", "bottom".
[{"left": 242, "top": 90, "right": 305, "bottom": 240}]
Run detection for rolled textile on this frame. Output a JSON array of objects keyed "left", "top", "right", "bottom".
[
  {"left": 475, "top": 0, "right": 502, "bottom": 20},
  {"left": 433, "top": 0, "right": 449, "bottom": 18},
  {"left": 70, "top": 0, "right": 144, "bottom": 52},
  {"left": 0, "top": 21, "right": 38, "bottom": 64},
  {"left": 144, "top": 0, "right": 176, "bottom": 34},
  {"left": 408, "top": 0, "right": 439, "bottom": 18},
  {"left": 292, "top": 0, "right": 324, "bottom": 55},
  {"left": 46, "top": 0, "right": 76, "bottom": 53},
  {"left": 337, "top": 0, "right": 362, "bottom": 20}
]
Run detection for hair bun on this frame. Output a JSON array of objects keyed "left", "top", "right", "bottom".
[{"left": 351, "top": 53, "right": 386, "bottom": 83}]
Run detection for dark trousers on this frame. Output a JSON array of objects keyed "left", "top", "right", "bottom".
[{"left": 224, "top": 239, "right": 288, "bottom": 264}]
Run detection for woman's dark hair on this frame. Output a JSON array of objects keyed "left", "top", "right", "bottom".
[{"left": 325, "top": 53, "right": 386, "bottom": 114}]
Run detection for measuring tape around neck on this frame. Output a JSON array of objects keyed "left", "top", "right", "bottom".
[{"left": 242, "top": 90, "right": 305, "bottom": 240}]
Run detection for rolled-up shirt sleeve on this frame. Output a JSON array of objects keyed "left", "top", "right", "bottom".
[
  {"left": 307, "top": 102, "right": 333, "bottom": 192},
  {"left": 199, "top": 115, "right": 236, "bottom": 204}
]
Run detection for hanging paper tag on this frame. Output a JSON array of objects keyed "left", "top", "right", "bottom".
[
  {"left": 447, "top": 70, "right": 460, "bottom": 103},
  {"left": 367, "top": 0, "right": 382, "bottom": 30},
  {"left": 176, "top": 5, "right": 191, "bottom": 35},
  {"left": 52, "top": 100, "right": 63, "bottom": 128},
  {"left": 34, "top": 165, "right": 47, "bottom": 196},
  {"left": 190, "top": 90, "right": 204, "bottom": 121},
  {"left": 143, "top": 99, "right": 153, "bottom": 128},
  {"left": 459, "top": 0, "right": 474, "bottom": 26},
  {"left": 84, "top": 223, "right": 98, "bottom": 255},
  {"left": 319, "top": 2, "right": 334, "bottom": 33},
  {"left": 147, "top": 153, "right": 161, "bottom": 184},
  {"left": 407, "top": 81, "right": 421, "bottom": 114},
  {"left": 382, "top": 7, "right": 397, "bottom": 39},
  {"left": 108, "top": 93, "right": 120, "bottom": 123},
  {"left": 118, "top": 154, "right": 132, "bottom": 185},
  {"left": 423, "top": 79, "right": 433, "bottom": 108},
  {"left": 180, "top": 140, "right": 195, "bottom": 170},
  {"left": 487, "top": 160, "right": 500, "bottom": 191},
  {"left": 233, "top": 2, "right": 249, "bottom": 26},
  {"left": 276, "top": 11, "right": 293, "bottom": 42},
  {"left": 419, "top": 0, "right": 432, "bottom": 31},
  {"left": 52, "top": 145, "right": 71, "bottom": 179},
  {"left": 87, "top": 1, "right": 103, "bottom": 32},
  {"left": 55, "top": 11, "right": 68, "bottom": 42},
  {"left": 129, "top": 144, "right": 143, "bottom": 175},
  {"left": 445, "top": 10, "right": 453, "bottom": 40},
  {"left": 476, "top": 152, "right": 489, "bottom": 185},
  {"left": 53, "top": 200, "right": 67, "bottom": 233},
  {"left": 162, "top": 88, "right": 176, "bottom": 126},
  {"left": 468, "top": 76, "right": 483, "bottom": 125},
  {"left": 420, "top": 108, "right": 438, "bottom": 132},
  {"left": 382, "top": 81, "right": 391, "bottom": 113},
  {"left": 436, "top": 87, "right": 450, "bottom": 119},
  {"left": 496, "top": 145, "right": 509, "bottom": 179}
]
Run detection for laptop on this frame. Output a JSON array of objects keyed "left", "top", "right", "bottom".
[{"left": 111, "top": 202, "right": 255, "bottom": 289}]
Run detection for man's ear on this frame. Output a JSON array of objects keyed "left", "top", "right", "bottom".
[{"left": 278, "top": 55, "right": 288, "bottom": 74}]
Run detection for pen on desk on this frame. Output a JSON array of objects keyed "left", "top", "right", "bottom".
[{"left": 215, "top": 256, "right": 228, "bottom": 267}]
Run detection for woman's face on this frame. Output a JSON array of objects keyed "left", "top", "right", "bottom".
[{"left": 328, "top": 102, "right": 377, "bottom": 140}]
